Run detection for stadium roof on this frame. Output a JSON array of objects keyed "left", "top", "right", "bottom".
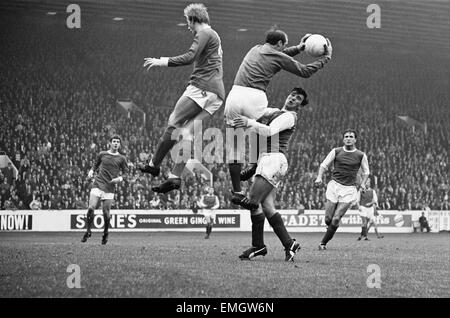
[{"left": 1, "top": 0, "right": 449, "bottom": 52}]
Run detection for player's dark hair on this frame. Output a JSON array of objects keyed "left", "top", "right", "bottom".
[
  {"left": 110, "top": 135, "right": 122, "bottom": 143},
  {"left": 343, "top": 129, "right": 357, "bottom": 139},
  {"left": 291, "top": 87, "right": 309, "bottom": 106},
  {"left": 265, "top": 27, "right": 288, "bottom": 45},
  {"left": 184, "top": 3, "right": 210, "bottom": 24}
]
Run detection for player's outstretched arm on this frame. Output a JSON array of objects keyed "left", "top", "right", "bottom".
[
  {"left": 154, "top": 30, "right": 209, "bottom": 69},
  {"left": 281, "top": 37, "right": 332, "bottom": 78},
  {"left": 281, "top": 53, "right": 330, "bottom": 78},
  {"left": 143, "top": 57, "right": 169, "bottom": 71},
  {"left": 231, "top": 113, "right": 295, "bottom": 137},
  {"left": 283, "top": 33, "right": 312, "bottom": 57},
  {"left": 143, "top": 31, "right": 208, "bottom": 70}
]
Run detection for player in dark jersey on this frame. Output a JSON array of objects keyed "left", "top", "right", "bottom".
[
  {"left": 226, "top": 27, "right": 332, "bottom": 206},
  {"left": 231, "top": 87, "right": 309, "bottom": 262},
  {"left": 314, "top": 129, "right": 370, "bottom": 250},
  {"left": 81, "top": 135, "right": 128, "bottom": 245},
  {"left": 197, "top": 186, "right": 220, "bottom": 239},
  {"left": 139, "top": 3, "right": 225, "bottom": 194},
  {"left": 357, "top": 178, "right": 383, "bottom": 240}
]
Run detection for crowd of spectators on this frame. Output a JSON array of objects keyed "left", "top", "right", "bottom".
[{"left": 0, "top": 17, "right": 448, "bottom": 211}]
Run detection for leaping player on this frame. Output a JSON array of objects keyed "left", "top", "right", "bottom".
[
  {"left": 224, "top": 27, "right": 332, "bottom": 206},
  {"left": 139, "top": 3, "right": 224, "bottom": 194}
]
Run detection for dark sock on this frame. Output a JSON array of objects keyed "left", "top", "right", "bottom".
[
  {"left": 206, "top": 224, "right": 212, "bottom": 235},
  {"left": 268, "top": 213, "right": 292, "bottom": 248},
  {"left": 228, "top": 162, "right": 242, "bottom": 192},
  {"left": 152, "top": 127, "right": 177, "bottom": 167},
  {"left": 361, "top": 226, "right": 367, "bottom": 237},
  {"left": 251, "top": 213, "right": 265, "bottom": 247},
  {"left": 86, "top": 208, "right": 94, "bottom": 233},
  {"left": 103, "top": 215, "right": 110, "bottom": 235},
  {"left": 321, "top": 224, "right": 338, "bottom": 245}
]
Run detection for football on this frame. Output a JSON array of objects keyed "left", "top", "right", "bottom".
[{"left": 304, "top": 34, "right": 328, "bottom": 57}]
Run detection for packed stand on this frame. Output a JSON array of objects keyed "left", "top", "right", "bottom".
[{"left": 0, "top": 17, "right": 448, "bottom": 211}]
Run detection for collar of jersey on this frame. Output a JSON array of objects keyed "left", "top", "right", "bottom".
[{"left": 342, "top": 147, "right": 357, "bottom": 153}]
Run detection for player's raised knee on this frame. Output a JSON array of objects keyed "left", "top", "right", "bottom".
[{"left": 331, "top": 217, "right": 340, "bottom": 227}]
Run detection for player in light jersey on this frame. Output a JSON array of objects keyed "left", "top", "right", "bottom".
[
  {"left": 314, "top": 129, "right": 370, "bottom": 250},
  {"left": 231, "top": 87, "right": 309, "bottom": 262},
  {"left": 225, "top": 27, "right": 332, "bottom": 206},
  {"left": 197, "top": 187, "right": 220, "bottom": 239},
  {"left": 139, "top": 3, "right": 225, "bottom": 194},
  {"left": 81, "top": 135, "right": 128, "bottom": 245},
  {"left": 357, "top": 178, "right": 383, "bottom": 240}
]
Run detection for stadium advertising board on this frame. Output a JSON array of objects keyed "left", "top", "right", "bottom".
[
  {"left": 276, "top": 210, "right": 416, "bottom": 233},
  {"left": 1, "top": 210, "right": 448, "bottom": 233},
  {"left": 70, "top": 213, "right": 240, "bottom": 230},
  {"left": 0, "top": 213, "right": 32, "bottom": 231},
  {"left": 427, "top": 210, "right": 450, "bottom": 232},
  {"left": 283, "top": 211, "right": 411, "bottom": 227}
]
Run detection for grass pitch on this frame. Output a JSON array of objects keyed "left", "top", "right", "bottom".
[{"left": 0, "top": 231, "right": 448, "bottom": 298}]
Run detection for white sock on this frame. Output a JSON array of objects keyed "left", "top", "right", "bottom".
[{"left": 168, "top": 173, "right": 180, "bottom": 179}]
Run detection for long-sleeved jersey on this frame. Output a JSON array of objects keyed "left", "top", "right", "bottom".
[
  {"left": 233, "top": 44, "right": 330, "bottom": 92},
  {"left": 92, "top": 151, "right": 127, "bottom": 193},
  {"left": 167, "top": 26, "right": 225, "bottom": 101},
  {"left": 247, "top": 109, "right": 297, "bottom": 155}
]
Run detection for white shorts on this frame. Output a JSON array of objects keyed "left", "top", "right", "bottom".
[
  {"left": 360, "top": 206, "right": 375, "bottom": 221},
  {"left": 255, "top": 152, "right": 288, "bottom": 188},
  {"left": 90, "top": 188, "right": 115, "bottom": 200},
  {"left": 224, "top": 85, "right": 268, "bottom": 125},
  {"left": 182, "top": 85, "right": 223, "bottom": 115},
  {"left": 202, "top": 209, "right": 216, "bottom": 220},
  {"left": 325, "top": 180, "right": 358, "bottom": 204}
]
